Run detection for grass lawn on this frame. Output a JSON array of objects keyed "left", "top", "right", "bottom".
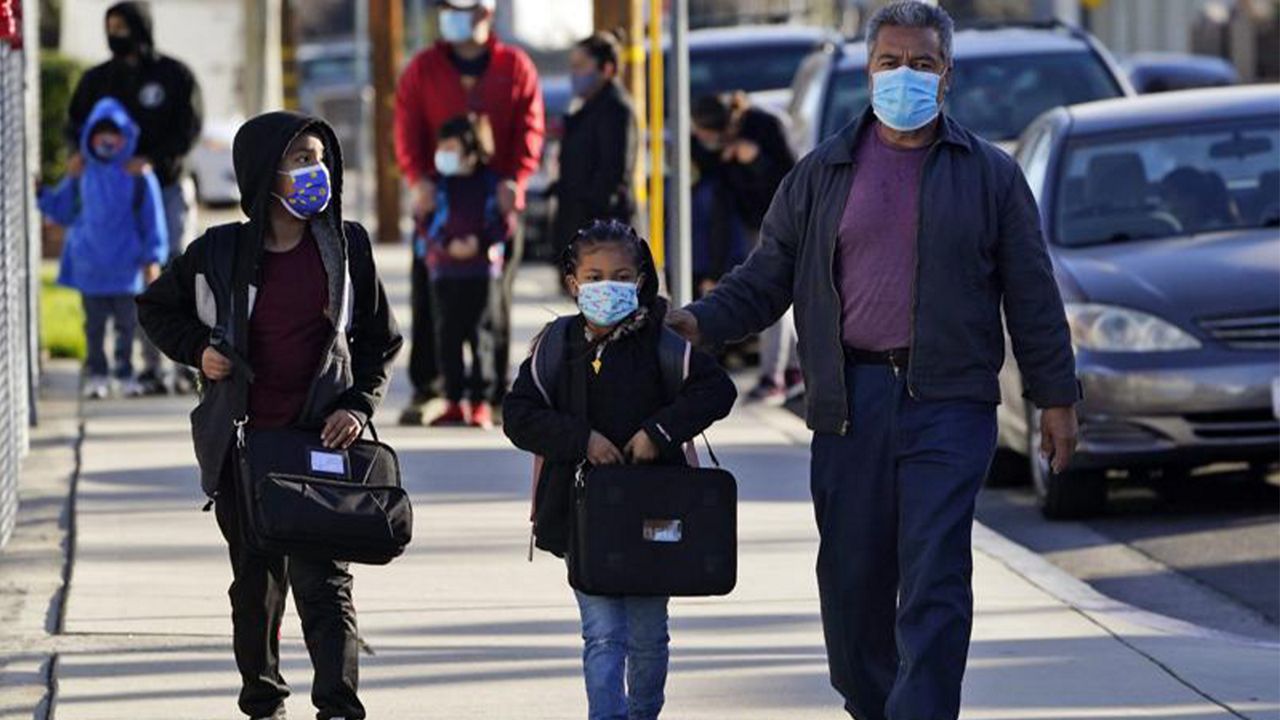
[{"left": 40, "top": 261, "right": 85, "bottom": 360}]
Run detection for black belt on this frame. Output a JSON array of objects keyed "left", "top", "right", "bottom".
[{"left": 845, "top": 347, "right": 911, "bottom": 373}]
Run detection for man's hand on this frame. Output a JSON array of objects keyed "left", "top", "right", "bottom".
[
  {"left": 587, "top": 431, "right": 624, "bottom": 466},
  {"left": 142, "top": 262, "right": 161, "bottom": 285},
  {"left": 125, "top": 156, "right": 153, "bottom": 176},
  {"left": 723, "top": 139, "right": 760, "bottom": 165},
  {"left": 447, "top": 234, "right": 481, "bottom": 261},
  {"left": 66, "top": 153, "right": 85, "bottom": 178},
  {"left": 201, "top": 346, "right": 232, "bottom": 381},
  {"left": 624, "top": 430, "right": 659, "bottom": 464},
  {"left": 665, "top": 308, "right": 702, "bottom": 345},
  {"left": 321, "top": 409, "right": 363, "bottom": 449},
  {"left": 411, "top": 178, "right": 437, "bottom": 219},
  {"left": 1040, "top": 406, "right": 1079, "bottom": 474},
  {"left": 497, "top": 179, "right": 518, "bottom": 216}
]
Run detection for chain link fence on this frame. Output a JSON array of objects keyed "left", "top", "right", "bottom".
[{"left": 0, "top": 38, "right": 36, "bottom": 551}]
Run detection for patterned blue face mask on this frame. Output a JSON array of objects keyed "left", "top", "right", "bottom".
[
  {"left": 577, "top": 280, "right": 640, "bottom": 327},
  {"left": 871, "top": 66, "right": 943, "bottom": 132},
  {"left": 275, "top": 163, "right": 331, "bottom": 220}
]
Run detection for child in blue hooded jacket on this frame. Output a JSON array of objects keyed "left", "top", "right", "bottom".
[{"left": 40, "top": 96, "right": 168, "bottom": 399}]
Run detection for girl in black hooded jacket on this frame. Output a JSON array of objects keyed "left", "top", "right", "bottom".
[{"left": 502, "top": 219, "right": 736, "bottom": 719}]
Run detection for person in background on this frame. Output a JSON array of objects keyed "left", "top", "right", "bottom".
[
  {"left": 423, "top": 115, "right": 511, "bottom": 429},
  {"left": 67, "top": 0, "right": 202, "bottom": 396},
  {"left": 553, "top": 31, "right": 638, "bottom": 260},
  {"left": 41, "top": 97, "right": 168, "bottom": 400},
  {"left": 138, "top": 111, "right": 402, "bottom": 720},
  {"left": 691, "top": 93, "right": 801, "bottom": 404},
  {"left": 394, "top": 0, "right": 545, "bottom": 424}
]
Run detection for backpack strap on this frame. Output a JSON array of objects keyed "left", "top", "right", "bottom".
[
  {"left": 657, "top": 326, "right": 691, "bottom": 403},
  {"left": 530, "top": 315, "right": 576, "bottom": 408}
]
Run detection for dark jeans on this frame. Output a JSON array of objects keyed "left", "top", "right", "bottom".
[
  {"left": 408, "top": 249, "right": 440, "bottom": 400},
  {"left": 82, "top": 294, "right": 137, "bottom": 379},
  {"left": 810, "top": 362, "right": 996, "bottom": 720},
  {"left": 215, "top": 466, "right": 365, "bottom": 719},
  {"left": 429, "top": 276, "right": 497, "bottom": 403}
]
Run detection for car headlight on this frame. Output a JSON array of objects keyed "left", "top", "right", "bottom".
[{"left": 1066, "top": 303, "right": 1201, "bottom": 352}]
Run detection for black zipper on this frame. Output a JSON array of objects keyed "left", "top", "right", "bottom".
[
  {"left": 827, "top": 164, "right": 856, "bottom": 435},
  {"left": 905, "top": 144, "right": 942, "bottom": 400}
]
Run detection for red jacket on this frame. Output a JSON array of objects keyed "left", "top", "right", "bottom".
[{"left": 394, "top": 37, "right": 544, "bottom": 207}]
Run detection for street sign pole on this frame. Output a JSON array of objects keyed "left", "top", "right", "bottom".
[
  {"left": 669, "top": 0, "right": 692, "bottom": 307},
  {"left": 647, "top": 0, "right": 665, "bottom": 271}
]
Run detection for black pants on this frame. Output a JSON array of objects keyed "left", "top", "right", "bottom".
[
  {"left": 408, "top": 248, "right": 440, "bottom": 400},
  {"left": 487, "top": 223, "right": 523, "bottom": 405},
  {"left": 430, "top": 276, "right": 498, "bottom": 403},
  {"left": 215, "top": 467, "right": 365, "bottom": 719}
]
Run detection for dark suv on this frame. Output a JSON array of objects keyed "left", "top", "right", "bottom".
[{"left": 786, "top": 21, "right": 1134, "bottom": 157}]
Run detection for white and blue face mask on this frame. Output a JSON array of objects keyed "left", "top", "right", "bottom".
[
  {"left": 439, "top": 9, "right": 476, "bottom": 43},
  {"left": 577, "top": 280, "right": 640, "bottom": 327},
  {"left": 434, "top": 149, "right": 464, "bottom": 177},
  {"left": 274, "top": 162, "right": 331, "bottom": 220},
  {"left": 870, "top": 65, "right": 943, "bottom": 132}
]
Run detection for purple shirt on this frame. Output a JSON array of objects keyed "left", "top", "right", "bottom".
[{"left": 837, "top": 124, "right": 928, "bottom": 351}]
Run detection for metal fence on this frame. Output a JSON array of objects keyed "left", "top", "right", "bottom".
[{"left": 0, "top": 39, "right": 35, "bottom": 550}]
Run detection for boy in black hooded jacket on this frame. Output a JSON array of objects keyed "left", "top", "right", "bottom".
[{"left": 137, "top": 111, "right": 401, "bottom": 720}]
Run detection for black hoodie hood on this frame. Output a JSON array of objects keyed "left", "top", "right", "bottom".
[
  {"left": 105, "top": 2, "right": 156, "bottom": 59},
  {"left": 231, "top": 110, "right": 345, "bottom": 225}
]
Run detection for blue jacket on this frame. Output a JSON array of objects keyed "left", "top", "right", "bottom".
[{"left": 41, "top": 97, "right": 168, "bottom": 296}]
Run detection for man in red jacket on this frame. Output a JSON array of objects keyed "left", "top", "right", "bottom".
[{"left": 395, "top": 0, "right": 544, "bottom": 424}]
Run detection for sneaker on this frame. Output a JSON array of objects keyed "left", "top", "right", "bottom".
[
  {"left": 398, "top": 390, "right": 435, "bottom": 426},
  {"left": 784, "top": 368, "right": 806, "bottom": 401},
  {"left": 136, "top": 369, "right": 171, "bottom": 396},
  {"left": 429, "top": 401, "right": 468, "bottom": 427},
  {"left": 745, "top": 378, "right": 786, "bottom": 406},
  {"left": 251, "top": 706, "right": 286, "bottom": 720},
  {"left": 172, "top": 366, "right": 199, "bottom": 395},
  {"left": 469, "top": 402, "right": 494, "bottom": 430},
  {"left": 83, "top": 376, "right": 111, "bottom": 401},
  {"left": 121, "top": 378, "right": 146, "bottom": 398}
]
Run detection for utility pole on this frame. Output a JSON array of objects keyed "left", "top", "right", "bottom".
[
  {"left": 242, "top": 0, "right": 284, "bottom": 116},
  {"left": 647, "top": 0, "right": 665, "bottom": 272},
  {"left": 594, "top": 0, "right": 648, "bottom": 236},
  {"left": 669, "top": 0, "right": 692, "bottom": 307},
  {"left": 281, "top": 0, "right": 299, "bottom": 110},
  {"left": 369, "top": 0, "right": 403, "bottom": 244}
]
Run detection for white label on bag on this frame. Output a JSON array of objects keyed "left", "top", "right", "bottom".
[
  {"left": 310, "top": 450, "right": 346, "bottom": 475},
  {"left": 643, "top": 519, "right": 683, "bottom": 543}
]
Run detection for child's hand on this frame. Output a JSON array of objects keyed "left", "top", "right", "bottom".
[
  {"left": 587, "top": 431, "right": 624, "bottom": 466},
  {"left": 624, "top": 430, "right": 659, "bottom": 464},
  {"left": 66, "top": 153, "right": 85, "bottom": 178},
  {"left": 447, "top": 234, "right": 481, "bottom": 260},
  {"left": 201, "top": 346, "right": 233, "bottom": 381},
  {"left": 142, "top": 263, "right": 161, "bottom": 285}
]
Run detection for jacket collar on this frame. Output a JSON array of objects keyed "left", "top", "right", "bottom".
[{"left": 821, "top": 108, "right": 972, "bottom": 165}]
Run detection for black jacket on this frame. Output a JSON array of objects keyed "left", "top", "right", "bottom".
[
  {"left": 503, "top": 300, "right": 737, "bottom": 557},
  {"left": 67, "top": 2, "right": 203, "bottom": 186},
  {"left": 689, "top": 109, "right": 1081, "bottom": 435},
  {"left": 137, "top": 111, "right": 403, "bottom": 495},
  {"left": 553, "top": 81, "right": 637, "bottom": 249},
  {"left": 692, "top": 106, "right": 795, "bottom": 231}
]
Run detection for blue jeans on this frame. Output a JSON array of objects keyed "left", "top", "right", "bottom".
[
  {"left": 574, "top": 591, "right": 670, "bottom": 720},
  {"left": 811, "top": 362, "right": 997, "bottom": 720},
  {"left": 82, "top": 294, "right": 137, "bottom": 379}
]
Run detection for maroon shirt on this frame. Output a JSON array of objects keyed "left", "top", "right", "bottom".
[
  {"left": 837, "top": 123, "right": 929, "bottom": 351},
  {"left": 248, "top": 231, "right": 332, "bottom": 428}
]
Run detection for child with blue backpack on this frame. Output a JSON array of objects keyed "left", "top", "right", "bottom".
[
  {"left": 40, "top": 96, "right": 168, "bottom": 399},
  {"left": 503, "top": 219, "right": 737, "bottom": 719},
  {"left": 420, "top": 114, "right": 511, "bottom": 429}
]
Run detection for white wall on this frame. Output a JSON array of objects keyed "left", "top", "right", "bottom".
[
  {"left": 497, "top": 0, "right": 593, "bottom": 52},
  {"left": 60, "top": 0, "right": 245, "bottom": 122}
]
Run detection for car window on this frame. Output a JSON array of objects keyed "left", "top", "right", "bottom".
[
  {"left": 1019, "top": 126, "right": 1055, "bottom": 207},
  {"left": 1054, "top": 119, "right": 1280, "bottom": 247},
  {"left": 822, "top": 51, "right": 1122, "bottom": 143},
  {"left": 688, "top": 44, "right": 817, "bottom": 98}
]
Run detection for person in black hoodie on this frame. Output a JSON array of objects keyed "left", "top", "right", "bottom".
[
  {"left": 68, "top": 1, "right": 204, "bottom": 395},
  {"left": 553, "top": 31, "right": 638, "bottom": 260},
  {"left": 137, "top": 111, "right": 401, "bottom": 720},
  {"left": 503, "top": 219, "right": 736, "bottom": 719}
]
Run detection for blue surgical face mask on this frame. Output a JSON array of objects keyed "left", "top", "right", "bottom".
[
  {"left": 274, "top": 162, "right": 331, "bottom": 220},
  {"left": 871, "top": 65, "right": 943, "bottom": 132},
  {"left": 577, "top": 280, "right": 640, "bottom": 327},
  {"left": 435, "top": 149, "right": 464, "bottom": 176},
  {"left": 570, "top": 69, "right": 600, "bottom": 98},
  {"left": 439, "top": 9, "right": 475, "bottom": 43}
]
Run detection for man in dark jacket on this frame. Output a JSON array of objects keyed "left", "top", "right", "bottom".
[
  {"left": 137, "top": 111, "right": 402, "bottom": 720},
  {"left": 668, "top": 3, "right": 1080, "bottom": 719},
  {"left": 394, "top": 0, "right": 544, "bottom": 423},
  {"left": 68, "top": 1, "right": 203, "bottom": 394},
  {"left": 553, "top": 31, "right": 637, "bottom": 257}
]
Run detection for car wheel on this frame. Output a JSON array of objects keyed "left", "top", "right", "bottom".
[{"left": 1027, "top": 407, "right": 1107, "bottom": 519}]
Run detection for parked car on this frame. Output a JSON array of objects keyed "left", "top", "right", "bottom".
[
  {"left": 1122, "top": 52, "right": 1240, "bottom": 94},
  {"left": 787, "top": 20, "right": 1133, "bottom": 158},
  {"left": 188, "top": 117, "right": 241, "bottom": 207},
  {"left": 1000, "top": 84, "right": 1280, "bottom": 519}
]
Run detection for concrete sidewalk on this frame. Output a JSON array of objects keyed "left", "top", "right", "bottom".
[{"left": 44, "top": 256, "right": 1280, "bottom": 719}]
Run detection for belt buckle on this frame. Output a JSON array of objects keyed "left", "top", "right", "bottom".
[{"left": 888, "top": 349, "right": 906, "bottom": 378}]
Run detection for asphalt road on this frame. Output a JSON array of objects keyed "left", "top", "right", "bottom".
[{"left": 977, "top": 462, "right": 1280, "bottom": 642}]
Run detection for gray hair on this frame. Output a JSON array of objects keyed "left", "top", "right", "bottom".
[{"left": 866, "top": 1, "right": 955, "bottom": 65}]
